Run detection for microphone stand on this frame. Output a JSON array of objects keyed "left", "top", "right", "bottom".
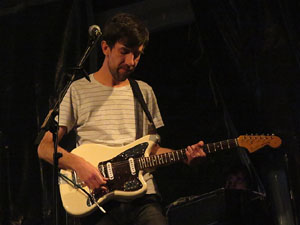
[{"left": 35, "top": 32, "right": 102, "bottom": 225}]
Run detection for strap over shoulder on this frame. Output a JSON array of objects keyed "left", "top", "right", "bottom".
[{"left": 129, "top": 78, "right": 157, "bottom": 133}]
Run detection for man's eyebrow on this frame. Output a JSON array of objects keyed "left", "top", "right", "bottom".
[{"left": 122, "top": 46, "right": 144, "bottom": 55}]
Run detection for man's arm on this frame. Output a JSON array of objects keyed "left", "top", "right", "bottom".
[{"left": 37, "top": 127, "right": 107, "bottom": 190}]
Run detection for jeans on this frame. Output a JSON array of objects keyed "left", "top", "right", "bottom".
[{"left": 80, "top": 194, "right": 167, "bottom": 225}]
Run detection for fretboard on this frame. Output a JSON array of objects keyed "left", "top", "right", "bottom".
[
  {"left": 203, "top": 138, "right": 238, "bottom": 153},
  {"left": 136, "top": 149, "right": 187, "bottom": 170},
  {"left": 136, "top": 138, "right": 239, "bottom": 170}
]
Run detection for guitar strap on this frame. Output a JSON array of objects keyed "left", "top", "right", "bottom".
[{"left": 129, "top": 78, "right": 157, "bottom": 133}]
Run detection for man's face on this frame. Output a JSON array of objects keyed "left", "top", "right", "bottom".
[{"left": 104, "top": 41, "right": 144, "bottom": 83}]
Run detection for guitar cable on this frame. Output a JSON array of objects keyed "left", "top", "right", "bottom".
[{"left": 58, "top": 172, "right": 107, "bottom": 213}]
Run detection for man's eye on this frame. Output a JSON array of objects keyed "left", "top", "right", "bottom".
[{"left": 121, "top": 50, "right": 129, "bottom": 55}]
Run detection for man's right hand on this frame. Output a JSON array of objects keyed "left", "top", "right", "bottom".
[
  {"left": 38, "top": 128, "right": 108, "bottom": 191},
  {"left": 73, "top": 157, "right": 108, "bottom": 191}
]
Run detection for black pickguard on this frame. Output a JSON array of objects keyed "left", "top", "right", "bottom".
[{"left": 94, "top": 142, "right": 149, "bottom": 200}]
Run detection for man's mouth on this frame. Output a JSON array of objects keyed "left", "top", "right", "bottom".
[{"left": 119, "top": 67, "right": 132, "bottom": 74}]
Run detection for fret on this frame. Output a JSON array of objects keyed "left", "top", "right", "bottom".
[
  {"left": 207, "top": 144, "right": 211, "bottom": 153},
  {"left": 144, "top": 157, "right": 148, "bottom": 168},
  {"left": 168, "top": 153, "right": 171, "bottom": 163},
  {"left": 161, "top": 154, "right": 165, "bottom": 164},
  {"left": 172, "top": 152, "right": 175, "bottom": 161},
  {"left": 149, "top": 157, "right": 152, "bottom": 167},
  {"left": 151, "top": 156, "right": 156, "bottom": 166},
  {"left": 142, "top": 158, "right": 146, "bottom": 168},
  {"left": 213, "top": 142, "right": 216, "bottom": 152},
  {"left": 167, "top": 152, "right": 171, "bottom": 163},
  {"left": 157, "top": 155, "right": 161, "bottom": 165},
  {"left": 168, "top": 152, "right": 172, "bottom": 162},
  {"left": 183, "top": 149, "right": 187, "bottom": 160},
  {"left": 220, "top": 141, "right": 223, "bottom": 150},
  {"left": 162, "top": 154, "right": 166, "bottom": 164},
  {"left": 152, "top": 156, "right": 157, "bottom": 166},
  {"left": 234, "top": 138, "right": 238, "bottom": 146},
  {"left": 145, "top": 157, "right": 149, "bottom": 168},
  {"left": 167, "top": 152, "right": 171, "bottom": 162},
  {"left": 153, "top": 155, "right": 156, "bottom": 166}
]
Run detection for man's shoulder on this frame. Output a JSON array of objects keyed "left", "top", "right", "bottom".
[
  {"left": 72, "top": 75, "right": 92, "bottom": 86},
  {"left": 135, "top": 79, "right": 153, "bottom": 91},
  {"left": 70, "top": 74, "right": 98, "bottom": 93}
]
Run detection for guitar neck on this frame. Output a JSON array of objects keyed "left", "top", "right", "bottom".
[
  {"left": 136, "top": 149, "right": 187, "bottom": 170},
  {"left": 203, "top": 138, "right": 238, "bottom": 153},
  {"left": 137, "top": 138, "right": 239, "bottom": 170}
]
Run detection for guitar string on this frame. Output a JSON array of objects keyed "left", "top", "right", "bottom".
[
  {"left": 104, "top": 149, "right": 187, "bottom": 169},
  {"left": 103, "top": 139, "right": 236, "bottom": 169},
  {"left": 99, "top": 139, "right": 240, "bottom": 171}
]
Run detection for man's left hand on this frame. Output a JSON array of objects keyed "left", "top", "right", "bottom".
[{"left": 185, "top": 141, "right": 206, "bottom": 165}]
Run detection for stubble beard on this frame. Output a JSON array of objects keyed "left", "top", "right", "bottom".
[{"left": 110, "top": 65, "right": 135, "bottom": 83}]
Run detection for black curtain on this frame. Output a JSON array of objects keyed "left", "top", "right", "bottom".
[
  {"left": 1, "top": 0, "right": 300, "bottom": 225},
  {"left": 190, "top": 0, "right": 300, "bottom": 224},
  {"left": 0, "top": 0, "right": 95, "bottom": 224}
]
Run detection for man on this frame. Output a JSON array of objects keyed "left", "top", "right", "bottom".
[{"left": 38, "top": 13, "right": 206, "bottom": 225}]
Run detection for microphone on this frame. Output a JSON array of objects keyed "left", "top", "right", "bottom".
[
  {"left": 88, "top": 25, "right": 102, "bottom": 39},
  {"left": 67, "top": 25, "right": 101, "bottom": 83}
]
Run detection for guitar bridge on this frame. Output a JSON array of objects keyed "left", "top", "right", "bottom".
[{"left": 71, "top": 171, "right": 85, "bottom": 188}]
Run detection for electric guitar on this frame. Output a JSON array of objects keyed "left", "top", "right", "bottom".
[{"left": 59, "top": 134, "right": 282, "bottom": 216}]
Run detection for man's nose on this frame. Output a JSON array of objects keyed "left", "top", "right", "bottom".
[{"left": 125, "top": 53, "right": 135, "bottom": 66}]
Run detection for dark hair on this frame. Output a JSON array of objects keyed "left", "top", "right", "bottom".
[{"left": 102, "top": 13, "right": 149, "bottom": 49}]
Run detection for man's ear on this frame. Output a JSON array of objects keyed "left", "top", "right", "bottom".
[{"left": 101, "top": 40, "right": 110, "bottom": 56}]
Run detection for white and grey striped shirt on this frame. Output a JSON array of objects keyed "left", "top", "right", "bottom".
[{"left": 59, "top": 74, "right": 164, "bottom": 146}]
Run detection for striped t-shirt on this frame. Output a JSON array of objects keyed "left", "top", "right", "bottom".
[{"left": 59, "top": 74, "right": 164, "bottom": 146}]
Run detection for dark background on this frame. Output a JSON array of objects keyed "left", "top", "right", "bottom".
[{"left": 1, "top": 0, "right": 300, "bottom": 225}]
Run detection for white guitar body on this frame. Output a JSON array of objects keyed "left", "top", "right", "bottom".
[{"left": 59, "top": 134, "right": 160, "bottom": 216}]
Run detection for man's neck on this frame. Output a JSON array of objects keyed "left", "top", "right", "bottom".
[{"left": 93, "top": 67, "right": 129, "bottom": 87}]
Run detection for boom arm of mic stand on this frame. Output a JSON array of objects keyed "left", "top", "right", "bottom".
[
  {"left": 35, "top": 33, "right": 101, "bottom": 144},
  {"left": 35, "top": 33, "right": 101, "bottom": 225}
]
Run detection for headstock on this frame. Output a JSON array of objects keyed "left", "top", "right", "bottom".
[{"left": 237, "top": 134, "right": 282, "bottom": 153}]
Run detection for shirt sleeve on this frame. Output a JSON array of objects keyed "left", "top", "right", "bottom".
[
  {"left": 138, "top": 80, "right": 164, "bottom": 130},
  {"left": 58, "top": 84, "right": 78, "bottom": 133},
  {"left": 149, "top": 88, "right": 164, "bottom": 129}
]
